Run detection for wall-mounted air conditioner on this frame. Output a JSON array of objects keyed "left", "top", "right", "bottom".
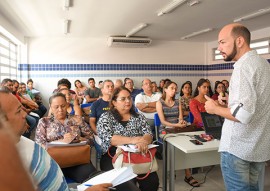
[{"left": 107, "top": 37, "right": 152, "bottom": 47}]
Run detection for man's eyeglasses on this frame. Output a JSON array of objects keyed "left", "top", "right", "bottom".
[{"left": 116, "top": 96, "right": 132, "bottom": 102}]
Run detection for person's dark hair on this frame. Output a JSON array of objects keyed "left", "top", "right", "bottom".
[
  {"left": 74, "top": 80, "right": 82, "bottom": 88},
  {"left": 124, "top": 78, "right": 132, "bottom": 86},
  {"left": 193, "top": 79, "right": 209, "bottom": 97},
  {"left": 231, "top": 25, "right": 251, "bottom": 45},
  {"left": 12, "top": 80, "right": 19, "bottom": 85},
  {"left": 27, "top": 79, "right": 33, "bottom": 84},
  {"left": 163, "top": 79, "right": 171, "bottom": 87},
  {"left": 214, "top": 82, "right": 225, "bottom": 94},
  {"left": 88, "top": 78, "right": 95, "bottom": 83},
  {"left": 19, "top": 82, "right": 26, "bottom": 86},
  {"left": 222, "top": 80, "right": 229, "bottom": 84},
  {"left": 57, "top": 78, "right": 71, "bottom": 89},
  {"left": 0, "top": 86, "right": 11, "bottom": 93},
  {"left": 98, "top": 81, "right": 103, "bottom": 84},
  {"left": 1, "top": 78, "right": 12, "bottom": 86},
  {"left": 109, "top": 87, "right": 138, "bottom": 122},
  {"left": 49, "top": 92, "right": 66, "bottom": 105},
  {"left": 180, "top": 81, "right": 192, "bottom": 96},
  {"left": 162, "top": 81, "right": 177, "bottom": 100}
]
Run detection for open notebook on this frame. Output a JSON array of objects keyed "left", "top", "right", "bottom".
[{"left": 77, "top": 166, "right": 137, "bottom": 191}]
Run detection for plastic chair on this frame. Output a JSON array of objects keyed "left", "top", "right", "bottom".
[
  {"left": 154, "top": 113, "right": 163, "bottom": 144},
  {"left": 80, "top": 103, "right": 92, "bottom": 108},
  {"left": 188, "top": 112, "right": 194, "bottom": 123}
]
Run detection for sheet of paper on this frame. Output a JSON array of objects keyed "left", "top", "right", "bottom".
[
  {"left": 46, "top": 141, "right": 87, "bottom": 148},
  {"left": 77, "top": 166, "right": 137, "bottom": 191},
  {"left": 94, "top": 135, "right": 102, "bottom": 145},
  {"left": 118, "top": 144, "right": 159, "bottom": 153}
]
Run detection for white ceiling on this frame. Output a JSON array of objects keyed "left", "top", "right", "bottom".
[{"left": 0, "top": 0, "right": 270, "bottom": 42}]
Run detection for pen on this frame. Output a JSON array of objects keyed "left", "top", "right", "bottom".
[{"left": 84, "top": 184, "right": 116, "bottom": 190}]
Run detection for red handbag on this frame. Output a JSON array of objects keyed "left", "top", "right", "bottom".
[{"left": 111, "top": 147, "right": 158, "bottom": 180}]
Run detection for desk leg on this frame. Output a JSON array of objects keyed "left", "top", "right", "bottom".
[
  {"left": 169, "top": 144, "right": 175, "bottom": 191},
  {"left": 162, "top": 141, "right": 167, "bottom": 191}
]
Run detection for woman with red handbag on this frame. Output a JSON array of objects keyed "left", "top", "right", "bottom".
[{"left": 97, "top": 87, "right": 159, "bottom": 191}]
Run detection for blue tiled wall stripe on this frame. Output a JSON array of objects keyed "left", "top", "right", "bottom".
[{"left": 18, "top": 63, "right": 236, "bottom": 71}]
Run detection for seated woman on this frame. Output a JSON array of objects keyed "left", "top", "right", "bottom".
[
  {"left": 179, "top": 81, "right": 193, "bottom": 119},
  {"left": 189, "top": 79, "right": 209, "bottom": 128},
  {"left": 211, "top": 81, "right": 226, "bottom": 101},
  {"left": 156, "top": 81, "right": 200, "bottom": 187},
  {"left": 97, "top": 87, "right": 159, "bottom": 191},
  {"left": 74, "top": 80, "right": 87, "bottom": 104},
  {"left": 35, "top": 93, "right": 94, "bottom": 183}
]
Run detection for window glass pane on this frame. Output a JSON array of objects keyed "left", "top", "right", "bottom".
[
  {"left": 0, "top": 46, "right": 9, "bottom": 56},
  {"left": 215, "top": 55, "right": 223, "bottom": 60},
  {"left": 10, "top": 44, "right": 16, "bottom": 52},
  {"left": 250, "top": 41, "right": 269, "bottom": 49},
  {"left": 0, "top": 57, "right": 9, "bottom": 65},
  {"left": 0, "top": 36, "right": 9, "bottom": 47},
  {"left": 0, "top": 75, "right": 10, "bottom": 82},
  {"left": 1, "top": 66, "right": 9, "bottom": 73},
  {"left": 11, "top": 68, "right": 16, "bottom": 75},
  {"left": 10, "top": 52, "right": 16, "bottom": 60},
  {"left": 256, "top": 48, "right": 269, "bottom": 54},
  {"left": 11, "top": 60, "right": 16, "bottom": 67}
]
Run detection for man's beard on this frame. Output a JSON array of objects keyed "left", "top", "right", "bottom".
[{"left": 224, "top": 41, "right": 237, "bottom": 62}]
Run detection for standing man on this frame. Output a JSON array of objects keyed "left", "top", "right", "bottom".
[
  {"left": 205, "top": 23, "right": 270, "bottom": 191},
  {"left": 135, "top": 78, "right": 161, "bottom": 130},
  {"left": 85, "top": 78, "right": 102, "bottom": 103}
]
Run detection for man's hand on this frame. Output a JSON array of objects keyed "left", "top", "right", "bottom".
[
  {"left": 204, "top": 95, "right": 219, "bottom": 114},
  {"left": 85, "top": 183, "right": 113, "bottom": 191}
]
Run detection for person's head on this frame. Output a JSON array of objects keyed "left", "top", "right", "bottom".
[
  {"left": 57, "top": 78, "right": 71, "bottom": 90},
  {"left": 58, "top": 88, "right": 72, "bottom": 104},
  {"left": 98, "top": 81, "right": 103, "bottom": 88},
  {"left": 88, "top": 78, "right": 95, "bottom": 88},
  {"left": 180, "top": 81, "right": 192, "bottom": 96},
  {"left": 27, "top": 79, "right": 34, "bottom": 90},
  {"left": 151, "top": 82, "right": 158, "bottom": 92},
  {"left": 163, "top": 79, "right": 172, "bottom": 87},
  {"left": 114, "top": 79, "right": 123, "bottom": 89},
  {"left": 124, "top": 78, "right": 134, "bottom": 91},
  {"left": 218, "top": 24, "right": 251, "bottom": 62},
  {"left": 109, "top": 87, "right": 137, "bottom": 121},
  {"left": 193, "top": 79, "right": 209, "bottom": 97},
  {"left": 18, "top": 82, "right": 27, "bottom": 94},
  {"left": 162, "top": 81, "right": 177, "bottom": 100},
  {"left": 141, "top": 78, "right": 152, "bottom": 94},
  {"left": 159, "top": 79, "right": 165, "bottom": 88},
  {"left": 49, "top": 93, "right": 67, "bottom": 120},
  {"left": 222, "top": 80, "right": 229, "bottom": 90},
  {"left": 12, "top": 80, "right": 19, "bottom": 94},
  {"left": 0, "top": 89, "right": 27, "bottom": 142},
  {"left": 1, "top": 78, "right": 13, "bottom": 91},
  {"left": 74, "top": 80, "right": 83, "bottom": 88},
  {"left": 214, "top": 82, "right": 225, "bottom": 94},
  {"left": 101, "top": 80, "right": 114, "bottom": 97}
]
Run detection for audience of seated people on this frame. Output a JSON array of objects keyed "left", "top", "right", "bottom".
[
  {"left": 156, "top": 81, "right": 200, "bottom": 187},
  {"left": 84, "top": 78, "right": 102, "bottom": 103},
  {"left": 189, "top": 78, "right": 210, "bottom": 129}
]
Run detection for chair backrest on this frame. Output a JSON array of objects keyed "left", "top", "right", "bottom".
[
  {"left": 80, "top": 103, "right": 92, "bottom": 108},
  {"left": 154, "top": 113, "right": 161, "bottom": 127},
  {"left": 188, "top": 112, "right": 194, "bottom": 123}
]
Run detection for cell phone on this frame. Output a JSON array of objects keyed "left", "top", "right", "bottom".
[{"left": 189, "top": 139, "right": 203, "bottom": 145}]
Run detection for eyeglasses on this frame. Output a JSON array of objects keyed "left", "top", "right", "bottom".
[{"left": 116, "top": 96, "right": 132, "bottom": 102}]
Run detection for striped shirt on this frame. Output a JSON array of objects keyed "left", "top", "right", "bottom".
[{"left": 17, "top": 137, "right": 69, "bottom": 191}]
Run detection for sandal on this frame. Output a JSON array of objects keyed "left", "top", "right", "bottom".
[{"left": 184, "top": 176, "right": 200, "bottom": 187}]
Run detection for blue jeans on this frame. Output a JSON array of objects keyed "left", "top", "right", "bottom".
[{"left": 221, "top": 152, "right": 265, "bottom": 191}]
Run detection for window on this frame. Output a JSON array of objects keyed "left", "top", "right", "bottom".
[
  {"left": 213, "top": 39, "right": 270, "bottom": 61},
  {"left": 0, "top": 33, "right": 18, "bottom": 81}
]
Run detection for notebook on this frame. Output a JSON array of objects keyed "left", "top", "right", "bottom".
[{"left": 200, "top": 112, "right": 224, "bottom": 139}]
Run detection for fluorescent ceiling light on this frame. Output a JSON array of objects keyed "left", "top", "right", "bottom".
[
  {"left": 158, "top": 0, "right": 187, "bottom": 16},
  {"left": 234, "top": 8, "right": 270, "bottom": 22},
  {"left": 63, "top": 0, "right": 70, "bottom": 10},
  {"left": 63, "top": 20, "right": 70, "bottom": 34},
  {"left": 181, "top": 28, "right": 213, "bottom": 40},
  {"left": 126, "top": 23, "right": 148, "bottom": 37}
]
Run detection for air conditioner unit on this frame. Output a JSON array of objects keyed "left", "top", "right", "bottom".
[{"left": 108, "top": 37, "right": 152, "bottom": 47}]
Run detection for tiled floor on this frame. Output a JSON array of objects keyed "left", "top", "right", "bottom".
[
  {"left": 156, "top": 159, "right": 270, "bottom": 191},
  {"left": 91, "top": 150, "right": 270, "bottom": 191}
]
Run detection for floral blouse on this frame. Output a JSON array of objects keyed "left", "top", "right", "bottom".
[
  {"left": 35, "top": 114, "right": 93, "bottom": 147},
  {"left": 179, "top": 96, "right": 192, "bottom": 112},
  {"left": 97, "top": 112, "right": 153, "bottom": 154}
]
